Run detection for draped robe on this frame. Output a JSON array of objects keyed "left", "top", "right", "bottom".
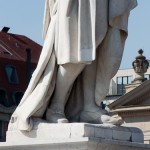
[{"left": 9, "top": 0, "right": 137, "bottom": 131}]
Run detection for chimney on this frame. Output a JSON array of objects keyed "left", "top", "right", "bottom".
[{"left": 1, "top": 27, "right": 10, "bottom": 33}]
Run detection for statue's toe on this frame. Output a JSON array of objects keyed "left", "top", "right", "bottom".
[
  {"left": 80, "top": 110, "right": 123, "bottom": 126},
  {"left": 101, "top": 115, "right": 123, "bottom": 126}
]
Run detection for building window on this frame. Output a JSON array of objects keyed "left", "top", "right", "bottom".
[
  {"left": 4, "top": 65, "right": 19, "bottom": 84},
  {"left": 0, "top": 89, "right": 9, "bottom": 107},
  {"left": 0, "top": 121, "right": 8, "bottom": 142},
  {"left": 12, "top": 92, "right": 24, "bottom": 105},
  {"left": 117, "top": 76, "right": 133, "bottom": 95},
  {"left": 145, "top": 74, "right": 150, "bottom": 80}
]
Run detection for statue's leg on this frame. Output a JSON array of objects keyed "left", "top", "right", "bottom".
[
  {"left": 80, "top": 60, "right": 123, "bottom": 125},
  {"left": 46, "top": 63, "right": 86, "bottom": 123}
]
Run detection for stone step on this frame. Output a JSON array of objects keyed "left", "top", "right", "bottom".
[{"left": 7, "top": 118, "right": 144, "bottom": 143}]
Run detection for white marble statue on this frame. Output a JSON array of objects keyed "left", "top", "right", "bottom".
[{"left": 10, "top": 0, "right": 137, "bottom": 131}]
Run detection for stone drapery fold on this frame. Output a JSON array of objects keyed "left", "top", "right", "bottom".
[{"left": 9, "top": 0, "right": 137, "bottom": 131}]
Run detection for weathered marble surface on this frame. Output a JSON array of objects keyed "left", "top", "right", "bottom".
[
  {"left": 10, "top": 0, "right": 137, "bottom": 131},
  {"left": 4, "top": 118, "right": 149, "bottom": 150},
  {"left": 7, "top": 118, "right": 144, "bottom": 143},
  {"left": 1, "top": 136, "right": 150, "bottom": 150}
]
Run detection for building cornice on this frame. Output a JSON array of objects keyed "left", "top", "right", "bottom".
[
  {"left": 113, "top": 105, "right": 150, "bottom": 117},
  {"left": 108, "top": 80, "right": 150, "bottom": 110}
]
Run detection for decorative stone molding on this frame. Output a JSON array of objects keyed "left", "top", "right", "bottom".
[
  {"left": 132, "top": 49, "right": 149, "bottom": 84},
  {"left": 118, "top": 109, "right": 150, "bottom": 117},
  {"left": 125, "top": 91, "right": 150, "bottom": 106},
  {"left": 108, "top": 80, "right": 150, "bottom": 110},
  {"left": 0, "top": 104, "right": 16, "bottom": 114}
]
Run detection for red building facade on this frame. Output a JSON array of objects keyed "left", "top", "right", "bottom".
[{"left": 0, "top": 27, "right": 42, "bottom": 141}]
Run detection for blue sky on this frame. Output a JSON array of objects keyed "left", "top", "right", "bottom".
[{"left": 0, "top": 0, "right": 150, "bottom": 69}]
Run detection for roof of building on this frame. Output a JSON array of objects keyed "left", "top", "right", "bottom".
[
  {"left": 0, "top": 29, "right": 42, "bottom": 63},
  {"left": 108, "top": 80, "right": 150, "bottom": 111}
]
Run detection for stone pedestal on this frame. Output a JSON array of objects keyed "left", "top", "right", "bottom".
[
  {"left": 1, "top": 137, "right": 150, "bottom": 150},
  {"left": 7, "top": 118, "right": 144, "bottom": 143},
  {"left": 1, "top": 118, "right": 149, "bottom": 150}
]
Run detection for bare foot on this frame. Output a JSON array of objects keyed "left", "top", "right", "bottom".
[{"left": 80, "top": 108, "right": 123, "bottom": 126}]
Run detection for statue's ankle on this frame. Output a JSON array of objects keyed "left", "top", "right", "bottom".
[{"left": 46, "top": 108, "right": 68, "bottom": 123}]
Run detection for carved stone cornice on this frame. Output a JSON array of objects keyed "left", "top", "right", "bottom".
[
  {"left": 114, "top": 105, "right": 150, "bottom": 117},
  {"left": 108, "top": 80, "right": 150, "bottom": 110},
  {"left": 125, "top": 91, "right": 150, "bottom": 106}
]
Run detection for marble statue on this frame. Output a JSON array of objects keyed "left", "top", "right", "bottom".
[{"left": 10, "top": 0, "right": 137, "bottom": 131}]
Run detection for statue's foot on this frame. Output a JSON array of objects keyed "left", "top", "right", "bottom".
[
  {"left": 80, "top": 109, "right": 123, "bottom": 126},
  {"left": 46, "top": 108, "right": 69, "bottom": 123}
]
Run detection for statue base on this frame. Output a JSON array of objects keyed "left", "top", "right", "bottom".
[
  {"left": 7, "top": 118, "right": 144, "bottom": 143},
  {"left": 1, "top": 136, "right": 150, "bottom": 150},
  {"left": 1, "top": 118, "right": 149, "bottom": 150}
]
